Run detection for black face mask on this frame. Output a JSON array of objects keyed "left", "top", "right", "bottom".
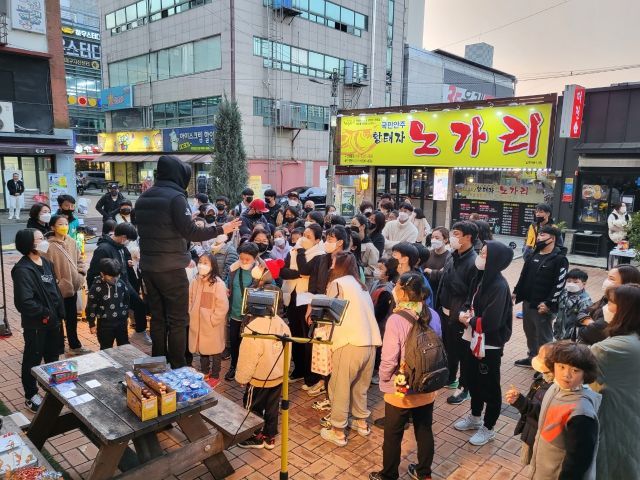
[
  {"left": 61, "top": 208, "right": 74, "bottom": 216},
  {"left": 285, "top": 217, "right": 295, "bottom": 224},
  {"left": 120, "top": 208, "right": 131, "bottom": 215},
  {"left": 304, "top": 207, "right": 313, "bottom": 213},
  {"left": 216, "top": 203, "right": 226, "bottom": 212},
  {"left": 110, "top": 191, "right": 118, "bottom": 197},
  {"left": 536, "top": 239, "right": 551, "bottom": 250},
  {"left": 249, "top": 213, "right": 262, "bottom": 220},
  {"left": 245, "top": 196, "right": 253, "bottom": 203},
  {"left": 535, "top": 215, "right": 546, "bottom": 224},
  {"left": 265, "top": 197, "right": 273, "bottom": 205},
  {"left": 256, "top": 243, "right": 268, "bottom": 253},
  {"left": 205, "top": 214, "right": 216, "bottom": 224},
  {"left": 324, "top": 222, "right": 332, "bottom": 229}
]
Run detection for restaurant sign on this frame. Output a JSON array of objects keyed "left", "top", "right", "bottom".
[
  {"left": 98, "top": 130, "right": 163, "bottom": 153},
  {"left": 340, "top": 103, "right": 554, "bottom": 169},
  {"left": 162, "top": 126, "right": 216, "bottom": 152}
]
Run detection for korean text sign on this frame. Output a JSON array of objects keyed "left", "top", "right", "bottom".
[
  {"left": 100, "top": 86, "right": 133, "bottom": 111},
  {"left": 162, "top": 126, "right": 216, "bottom": 152},
  {"left": 340, "top": 104, "right": 554, "bottom": 168},
  {"left": 98, "top": 130, "right": 163, "bottom": 153}
]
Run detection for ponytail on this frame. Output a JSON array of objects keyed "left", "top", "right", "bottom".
[{"left": 397, "top": 271, "right": 432, "bottom": 328}]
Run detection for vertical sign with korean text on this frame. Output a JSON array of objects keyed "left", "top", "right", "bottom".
[
  {"left": 433, "top": 169, "right": 449, "bottom": 201},
  {"left": 560, "top": 85, "right": 586, "bottom": 138},
  {"left": 12, "top": 0, "right": 46, "bottom": 34},
  {"left": 562, "top": 178, "right": 574, "bottom": 203},
  {"left": 249, "top": 176, "right": 263, "bottom": 200}
]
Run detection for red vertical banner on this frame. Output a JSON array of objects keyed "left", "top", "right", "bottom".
[{"left": 570, "top": 86, "right": 586, "bottom": 138}]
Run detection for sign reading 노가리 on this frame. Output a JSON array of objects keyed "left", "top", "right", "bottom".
[
  {"left": 340, "top": 103, "right": 554, "bottom": 169},
  {"left": 162, "top": 126, "right": 216, "bottom": 152}
]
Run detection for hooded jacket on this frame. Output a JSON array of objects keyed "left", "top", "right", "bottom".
[
  {"left": 381, "top": 219, "right": 418, "bottom": 257},
  {"left": 607, "top": 210, "right": 630, "bottom": 243},
  {"left": 40, "top": 234, "right": 86, "bottom": 298},
  {"left": 135, "top": 156, "right": 224, "bottom": 272},
  {"left": 576, "top": 297, "right": 608, "bottom": 345},
  {"left": 463, "top": 240, "right": 514, "bottom": 348},
  {"left": 238, "top": 210, "right": 269, "bottom": 236},
  {"left": 188, "top": 276, "right": 229, "bottom": 355},
  {"left": 513, "top": 245, "right": 569, "bottom": 313},
  {"left": 12, "top": 256, "right": 65, "bottom": 329},
  {"left": 554, "top": 288, "right": 592, "bottom": 341},
  {"left": 436, "top": 245, "right": 477, "bottom": 322},
  {"left": 85, "top": 276, "right": 130, "bottom": 328},
  {"left": 96, "top": 191, "right": 126, "bottom": 221},
  {"left": 87, "top": 234, "right": 130, "bottom": 289},
  {"left": 513, "top": 373, "right": 554, "bottom": 449},
  {"left": 210, "top": 241, "right": 238, "bottom": 282}
]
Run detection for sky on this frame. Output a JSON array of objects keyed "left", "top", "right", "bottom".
[{"left": 422, "top": 0, "right": 640, "bottom": 96}]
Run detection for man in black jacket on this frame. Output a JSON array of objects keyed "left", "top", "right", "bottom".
[
  {"left": 238, "top": 199, "right": 269, "bottom": 236},
  {"left": 263, "top": 189, "right": 282, "bottom": 230},
  {"left": 197, "top": 174, "right": 207, "bottom": 194},
  {"left": 96, "top": 183, "right": 126, "bottom": 222},
  {"left": 454, "top": 241, "right": 514, "bottom": 446},
  {"left": 436, "top": 220, "right": 478, "bottom": 405},
  {"left": 7, "top": 172, "right": 25, "bottom": 220},
  {"left": 135, "top": 155, "right": 240, "bottom": 368},
  {"left": 513, "top": 225, "right": 568, "bottom": 367}
]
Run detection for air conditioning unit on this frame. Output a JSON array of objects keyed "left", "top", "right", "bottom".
[{"left": 0, "top": 102, "right": 15, "bottom": 133}]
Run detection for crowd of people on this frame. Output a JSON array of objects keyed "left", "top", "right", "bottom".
[{"left": 11, "top": 155, "right": 640, "bottom": 480}]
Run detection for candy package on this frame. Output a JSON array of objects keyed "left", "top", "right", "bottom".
[
  {"left": 45, "top": 362, "right": 78, "bottom": 385},
  {"left": 156, "top": 367, "right": 212, "bottom": 407},
  {"left": 3, "top": 466, "right": 62, "bottom": 480}
]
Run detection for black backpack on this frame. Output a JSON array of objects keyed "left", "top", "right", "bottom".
[{"left": 396, "top": 310, "right": 449, "bottom": 394}]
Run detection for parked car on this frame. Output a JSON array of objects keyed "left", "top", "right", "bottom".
[
  {"left": 77, "top": 171, "right": 106, "bottom": 189},
  {"left": 277, "top": 186, "right": 327, "bottom": 209}
]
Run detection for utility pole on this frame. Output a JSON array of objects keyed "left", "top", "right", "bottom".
[{"left": 327, "top": 69, "right": 339, "bottom": 208}]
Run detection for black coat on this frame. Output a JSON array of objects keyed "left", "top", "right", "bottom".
[
  {"left": 11, "top": 256, "right": 64, "bottom": 329},
  {"left": 197, "top": 176, "right": 207, "bottom": 194},
  {"left": 513, "top": 375, "right": 553, "bottom": 447},
  {"left": 135, "top": 156, "right": 223, "bottom": 272},
  {"left": 27, "top": 218, "right": 49, "bottom": 235},
  {"left": 280, "top": 250, "right": 331, "bottom": 295},
  {"left": 87, "top": 235, "right": 130, "bottom": 288},
  {"left": 6, "top": 179, "right": 24, "bottom": 195},
  {"left": 576, "top": 297, "right": 608, "bottom": 345},
  {"left": 238, "top": 211, "right": 268, "bottom": 236},
  {"left": 85, "top": 276, "right": 130, "bottom": 329},
  {"left": 369, "top": 230, "right": 385, "bottom": 257},
  {"left": 436, "top": 246, "right": 477, "bottom": 323},
  {"left": 96, "top": 192, "right": 126, "bottom": 221}
]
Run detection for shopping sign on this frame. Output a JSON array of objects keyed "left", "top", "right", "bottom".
[
  {"left": 560, "top": 85, "right": 585, "bottom": 138},
  {"left": 339, "top": 103, "right": 554, "bottom": 168},
  {"left": 98, "top": 130, "right": 163, "bottom": 153}
]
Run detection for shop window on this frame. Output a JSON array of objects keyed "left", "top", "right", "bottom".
[
  {"left": 578, "top": 184, "right": 610, "bottom": 224},
  {"left": 389, "top": 169, "right": 398, "bottom": 195},
  {"left": 22, "top": 157, "right": 37, "bottom": 190}
]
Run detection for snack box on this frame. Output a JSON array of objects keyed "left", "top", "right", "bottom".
[
  {"left": 46, "top": 361, "right": 78, "bottom": 385},
  {"left": 139, "top": 369, "right": 177, "bottom": 415},
  {"left": 126, "top": 388, "right": 158, "bottom": 421}
]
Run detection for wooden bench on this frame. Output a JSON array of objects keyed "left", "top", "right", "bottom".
[
  {"left": 200, "top": 395, "right": 265, "bottom": 449},
  {"left": 125, "top": 183, "right": 143, "bottom": 195}
]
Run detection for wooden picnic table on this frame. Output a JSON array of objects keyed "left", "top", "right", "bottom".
[{"left": 26, "top": 344, "right": 263, "bottom": 480}]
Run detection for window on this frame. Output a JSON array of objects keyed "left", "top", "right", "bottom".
[
  {"left": 106, "top": 13, "right": 116, "bottom": 29},
  {"left": 194, "top": 36, "right": 221, "bottom": 72},
  {"left": 308, "top": 51, "right": 324, "bottom": 70},
  {"left": 274, "top": 0, "right": 366, "bottom": 36},
  {"left": 253, "top": 97, "right": 328, "bottom": 131},
  {"left": 325, "top": 2, "right": 339, "bottom": 20},
  {"left": 152, "top": 96, "right": 221, "bottom": 127}
]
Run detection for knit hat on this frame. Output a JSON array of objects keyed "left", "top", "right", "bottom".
[{"left": 263, "top": 258, "right": 284, "bottom": 280}]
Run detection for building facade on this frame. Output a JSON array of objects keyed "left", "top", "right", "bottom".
[
  {"left": 0, "top": 0, "right": 76, "bottom": 211},
  {"left": 96, "top": 0, "right": 405, "bottom": 193}
]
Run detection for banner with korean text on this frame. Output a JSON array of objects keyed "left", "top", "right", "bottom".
[{"left": 340, "top": 104, "right": 554, "bottom": 168}]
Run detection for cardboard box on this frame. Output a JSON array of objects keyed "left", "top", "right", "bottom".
[
  {"left": 126, "top": 388, "right": 158, "bottom": 421},
  {"left": 125, "top": 371, "right": 147, "bottom": 400},
  {"left": 140, "top": 369, "right": 176, "bottom": 415}
]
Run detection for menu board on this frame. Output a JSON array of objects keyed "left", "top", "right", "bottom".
[{"left": 453, "top": 200, "right": 538, "bottom": 237}]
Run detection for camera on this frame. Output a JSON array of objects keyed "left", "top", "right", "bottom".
[{"left": 241, "top": 288, "right": 279, "bottom": 318}]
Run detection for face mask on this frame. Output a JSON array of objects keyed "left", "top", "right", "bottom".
[
  {"left": 475, "top": 256, "right": 486, "bottom": 270},
  {"left": 299, "top": 237, "right": 313, "bottom": 250},
  {"left": 535, "top": 215, "right": 545, "bottom": 224},
  {"left": 535, "top": 239, "right": 550, "bottom": 250},
  {"left": 373, "top": 268, "right": 382, "bottom": 280},
  {"left": 274, "top": 237, "right": 285, "bottom": 247},
  {"left": 216, "top": 203, "right": 226, "bottom": 212},
  {"left": 197, "top": 264, "right": 211, "bottom": 276},
  {"left": 431, "top": 239, "right": 443, "bottom": 250},
  {"left": 61, "top": 208, "right": 74, "bottom": 216},
  {"left": 35, "top": 240, "right": 50, "bottom": 254},
  {"left": 304, "top": 207, "right": 313, "bottom": 213},
  {"left": 104, "top": 277, "right": 118, "bottom": 286},
  {"left": 324, "top": 222, "right": 332, "bottom": 229},
  {"left": 304, "top": 221, "right": 313, "bottom": 228},
  {"left": 364, "top": 208, "right": 373, "bottom": 214},
  {"left": 256, "top": 243, "right": 268, "bottom": 253},
  {"left": 205, "top": 214, "right": 216, "bottom": 224},
  {"left": 450, "top": 236, "right": 463, "bottom": 250},
  {"left": 324, "top": 242, "right": 337, "bottom": 254},
  {"left": 56, "top": 226, "right": 69, "bottom": 236},
  {"left": 39, "top": 213, "right": 51, "bottom": 223},
  {"left": 120, "top": 208, "right": 131, "bottom": 216},
  {"left": 565, "top": 282, "right": 581, "bottom": 293},
  {"left": 240, "top": 261, "right": 254, "bottom": 270},
  {"left": 110, "top": 191, "right": 118, "bottom": 197},
  {"left": 288, "top": 199, "right": 298, "bottom": 207},
  {"left": 285, "top": 217, "right": 296, "bottom": 224},
  {"left": 602, "top": 278, "right": 615, "bottom": 290},
  {"left": 245, "top": 196, "right": 253, "bottom": 203},
  {"left": 620, "top": 206, "right": 627, "bottom": 214},
  {"left": 398, "top": 212, "right": 410, "bottom": 222},
  {"left": 602, "top": 303, "right": 615, "bottom": 323},
  {"left": 328, "top": 211, "right": 336, "bottom": 216},
  {"left": 215, "top": 234, "right": 228, "bottom": 244},
  {"left": 249, "top": 212, "right": 263, "bottom": 220},
  {"left": 251, "top": 265, "right": 263, "bottom": 279},
  {"left": 265, "top": 197, "right": 273, "bottom": 204}
]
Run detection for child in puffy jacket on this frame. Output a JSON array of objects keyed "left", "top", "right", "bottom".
[{"left": 189, "top": 251, "right": 229, "bottom": 388}]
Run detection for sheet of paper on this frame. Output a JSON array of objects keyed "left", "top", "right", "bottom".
[
  {"left": 61, "top": 390, "right": 77, "bottom": 399},
  {"left": 69, "top": 393, "right": 94, "bottom": 406},
  {"left": 85, "top": 379, "right": 101, "bottom": 388},
  {"left": 55, "top": 382, "right": 76, "bottom": 393},
  {"left": 296, "top": 292, "right": 316, "bottom": 306}
]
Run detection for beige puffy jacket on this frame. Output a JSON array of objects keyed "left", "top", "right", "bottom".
[{"left": 41, "top": 235, "right": 86, "bottom": 298}]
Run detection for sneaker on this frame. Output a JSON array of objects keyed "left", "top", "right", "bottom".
[
  {"left": 349, "top": 419, "right": 371, "bottom": 437},
  {"left": 469, "top": 425, "right": 495, "bottom": 446},
  {"left": 370, "top": 372, "right": 380, "bottom": 385},
  {"left": 15, "top": 216, "right": 20, "bottom": 220},
  {"left": 221, "top": 348, "right": 231, "bottom": 360},
  {"left": 66, "top": 344, "right": 93, "bottom": 356},
  {"left": 514, "top": 358, "right": 533, "bottom": 368},
  {"left": 312, "top": 398, "right": 331, "bottom": 411},
  {"left": 320, "top": 427, "right": 347, "bottom": 447},
  {"left": 369, "top": 473, "right": 383, "bottom": 480},
  {"left": 224, "top": 367, "right": 236, "bottom": 381},
  {"left": 307, "top": 381, "right": 325, "bottom": 397},
  {"left": 263, "top": 435, "right": 275, "bottom": 450},
  {"left": 207, "top": 377, "right": 220, "bottom": 388},
  {"left": 408, "top": 463, "right": 430, "bottom": 480},
  {"left": 446, "top": 380, "right": 459, "bottom": 389},
  {"left": 238, "top": 433, "right": 265, "bottom": 449},
  {"left": 318, "top": 414, "right": 332, "bottom": 429},
  {"left": 25, "top": 394, "right": 42, "bottom": 413},
  {"left": 516, "top": 312, "right": 523, "bottom": 318},
  {"left": 454, "top": 414, "right": 483, "bottom": 431},
  {"left": 131, "top": 330, "right": 152, "bottom": 345},
  {"left": 301, "top": 383, "right": 312, "bottom": 391},
  {"left": 447, "top": 388, "right": 470, "bottom": 405},
  {"left": 8, "top": 217, "right": 13, "bottom": 220},
  {"left": 289, "top": 374, "right": 304, "bottom": 383}
]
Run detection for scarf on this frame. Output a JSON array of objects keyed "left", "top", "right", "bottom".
[{"left": 394, "top": 302, "right": 422, "bottom": 316}]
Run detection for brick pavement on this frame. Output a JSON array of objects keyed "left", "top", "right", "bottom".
[{"left": 0, "top": 251, "right": 609, "bottom": 480}]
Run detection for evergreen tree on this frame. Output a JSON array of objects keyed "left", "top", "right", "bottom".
[{"left": 209, "top": 94, "right": 248, "bottom": 208}]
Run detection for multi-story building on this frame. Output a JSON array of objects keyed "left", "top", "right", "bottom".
[
  {"left": 97, "top": 0, "right": 405, "bottom": 192},
  {"left": 61, "top": 0, "right": 105, "bottom": 150},
  {"left": 0, "top": 0, "right": 76, "bottom": 211}
]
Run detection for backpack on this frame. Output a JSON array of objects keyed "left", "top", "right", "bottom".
[{"left": 396, "top": 310, "right": 449, "bottom": 394}]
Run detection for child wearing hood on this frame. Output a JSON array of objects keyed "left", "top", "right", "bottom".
[
  {"left": 455, "top": 241, "right": 514, "bottom": 446},
  {"left": 506, "top": 343, "right": 555, "bottom": 465},
  {"left": 528, "top": 341, "right": 601, "bottom": 480}
]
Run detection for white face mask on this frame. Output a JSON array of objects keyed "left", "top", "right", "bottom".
[
  {"left": 364, "top": 208, "right": 373, "bottom": 214},
  {"left": 431, "top": 239, "right": 443, "bottom": 250},
  {"left": 475, "top": 256, "right": 486, "bottom": 270},
  {"left": 35, "top": 240, "right": 50, "bottom": 254},
  {"left": 299, "top": 237, "right": 314, "bottom": 250},
  {"left": 123, "top": 240, "right": 131, "bottom": 247},
  {"left": 398, "top": 212, "right": 410, "bottom": 222},
  {"left": 240, "top": 262, "right": 254, "bottom": 271},
  {"left": 602, "top": 278, "right": 616, "bottom": 290},
  {"left": 197, "top": 264, "right": 211, "bottom": 276},
  {"left": 603, "top": 303, "right": 615, "bottom": 323},
  {"left": 274, "top": 237, "right": 285, "bottom": 247},
  {"left": 620, "top": 206, "right": 627, "bottom": 214},
  {"left": 324, "top": 242, "right": 337, "bottom": 254},
  {"left": 288, "top": 199, "right": 298, "bottom": 207},
  {"left": 373, "top": 268, "right": 382, "bottom": 280},
  {"left": 251, "top": 265, "right": 264, "bottom": 280},
  {"left": 450, "top": 236, "right": 463, "bottom": 250},
  {"left": 39, "top": 213, "right": 51, "bottom": 223},
  {"left": 304, "top": 221, "right": 312, "bottom": 228},
  {"left": 328, "top": 211, "right": 336, "bottom": 216},
  {"left": 565, "top": 282, "right": 581, "bottom": 293},
  {"left": 215, "top": 234, "right": 228, "bottom": 245}
]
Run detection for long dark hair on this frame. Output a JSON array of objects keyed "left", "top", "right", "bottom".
[
  {"left": 474, "top": 220, "right": 493, "bottom": 243},
  {"left": 590, "top": 265, "right": 640, "bottom": 315},
  {"left": 199, "top": 251, "right": 222, "bottom": 285},
  {"left": 605, "top": 283, "right": 640, "bottom": 337},
  {"left": 328, "top": 252, "right": 366, "bottom": 291},
  {"left": 396, "top": 271, "right": 432, "bottom": 328},
  {"left": 369, "top": 211, "right": 385, "bottom": 235}
]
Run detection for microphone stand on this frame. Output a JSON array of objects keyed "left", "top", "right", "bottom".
[{"left": 0, "top": 223, "right": 11, "bottom": 337}]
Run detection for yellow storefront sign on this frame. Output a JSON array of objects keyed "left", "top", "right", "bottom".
[
  {"left": 340, "top": 104, "right": 554, "bottom": 168},
  {"left": 97, "top": 130, "right": 163, "bottom": 153}
]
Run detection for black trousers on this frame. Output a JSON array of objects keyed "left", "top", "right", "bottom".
[
  {"left": 380, "top": 401, "right": 434, "bottom": 480},
  {"left": 142, "top": 268, "right": 190, "bottom": 368},
  {"left": 23, "top": 327, "right": 59, "bottom": 399},
  {"left": 130, "top": 290, "right": 148, "bottom": 333},
  {"left": 229, "top": 319, "right": 242, "bottom": 369},
  {"left": 441, "top": 312, "right": 469, "bottom": 389},
  {"left": 200, "top": 353, "right": 222, "bottom": 379},
  {"left": 59, "top": 294, "right": 81, "bottom": 352},
  {"left": 466, "top": 348, "right": 503, "bottom": 430},
  {"left": 243, "top": 383, "right": 283, "bottom": 438},
  {"left": 97, "top": 323, "right": 129, "bottom": 350},
  {"left": 287, "top": 293, "right": 306, "bottom": 377}
]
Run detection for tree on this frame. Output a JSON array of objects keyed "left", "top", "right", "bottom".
[{"left": 209, "top": 93, "right": 248, "bottom": 208}]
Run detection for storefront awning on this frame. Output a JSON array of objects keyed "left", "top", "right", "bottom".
[
  {"left": 0, "top": 142, "right": 74, "bottom": 155},
  {"left": 97, "top": 154, "right": 212, "bottom": 164},
  {"left": 578, "top": 155, "right": 640, "bottom": 168}
]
